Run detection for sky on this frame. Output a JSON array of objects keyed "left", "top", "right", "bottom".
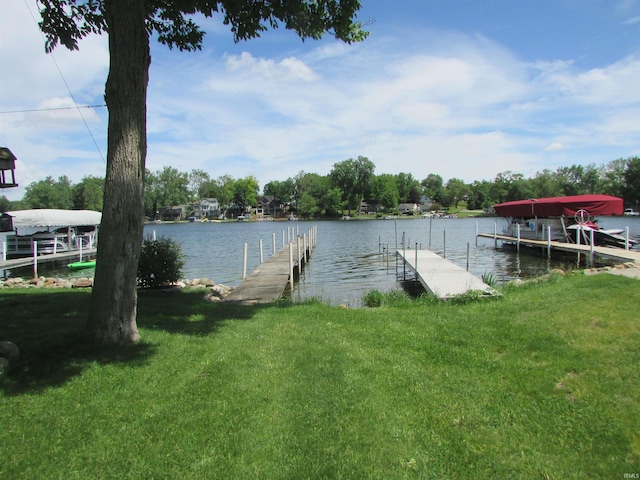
[{"left": 1, "top": 0, "right": 639, "bottom": 201}]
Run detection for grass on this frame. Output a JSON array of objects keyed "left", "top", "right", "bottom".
[{"left": 1, "top": 273, "right": 640, "bottom": 478}]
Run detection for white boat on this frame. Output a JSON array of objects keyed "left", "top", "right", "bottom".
[{"left": 1, "top": 209, "right": 101, "bottom": 258}]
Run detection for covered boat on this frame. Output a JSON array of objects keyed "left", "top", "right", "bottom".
[
  {"left": 1, "top": 209, "right": 101, "bottom": 257},
  {"left": 494, "top": 195, "right": 633, "bottom": 249},
  {"left": 494, "top": 194, "right": 623, "bottom": 218}
]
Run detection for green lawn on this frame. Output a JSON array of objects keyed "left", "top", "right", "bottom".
[{"left": 1, "top": 273, "right": 639, "bottom": 478}]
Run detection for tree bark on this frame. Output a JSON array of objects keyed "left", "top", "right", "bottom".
[{"left": 87, "top": 0, "right": 149, "bottom": 343}]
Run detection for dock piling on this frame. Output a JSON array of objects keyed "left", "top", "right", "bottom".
[
  {"left": 242, "top": 243, "right": 248, "bottom": 279},
  {"left": 289, "top": 242, "right": 294, "bottom": 289},
  {"left": 32, "top": 241, "right": 38, "bottom": 279},
  {"left": 443, "top": 231, "right": 446, "bottom": 258},
  {"left": 466, "top": 242, "right": 470, "bottom": 271}
]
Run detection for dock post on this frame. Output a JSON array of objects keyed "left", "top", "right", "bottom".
[
  {"left": 443, "top": 231, "right": 446, "bottom": 258},
  {"left": 428, "top": 216, "right": 432, "bottom": 250},
  {"left": 2, "top": 241, "right": 5, "bottom": 262},
  {"left": 547, "top": 226, "right": 551, "bottom": 258},
  {"left": 403, "top": 239, "right": 406, "bottom": 280},
  {"left": 289, "top": 242, "right": 294, "bottom": 288},
  {"left": 32, "top": 241, "right": 38, "bottom": 279},
  {"left": 516, "top": 224, "right": 521, "bottom": 252},
  {"left": 386, "top": 245, "right": 389, "bottom": 271},
  {"left": 282, "top": 230, "right": 285, "bottom": 248},
  {"left": 475, "top": 221, "right": 478, "bottom": 246},
  {"left": 626, "top": 227, "right": 630, "bottom": 251},
  {"left": 589, "top": 229, "right": 594, "bottom": 258},
  {"left": 259, "top": 239, "right": 264, "bottom": 264},
  {"left": 304, "top": 233, "right": 308, "bottom": 262},
  {"left": 466, "top": 242, "right": 470, "bottom": 271},
  {"left": 79, "top": 241, "right": 83, "bottom": 262},
  {"left": 242, "top": 243, "right": 248, "bottom": 279},
  {"left": 494, "top": 222, "right": 497, "bottom": 248},
  {"left": 414, "top": 243, "right": 418, "bottom": 291}
]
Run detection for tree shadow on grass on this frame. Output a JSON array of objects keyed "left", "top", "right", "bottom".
[
  {"left": 0, "top": 289, "right": 263, "bottom": 397},
  {"left": 136, "top": 288, "right": 262, "bottom": 335}
]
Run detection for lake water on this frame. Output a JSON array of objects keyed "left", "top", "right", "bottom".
[
  {"left": 143, "top": 215, "right": 640, "bottom": 306},
  {"left": 5, "top": 216, "right": 640, "bottom": 307}
]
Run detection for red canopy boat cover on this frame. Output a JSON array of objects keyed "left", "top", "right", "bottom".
[{"left": 494, "top": 194, "right": 624, "bottom": 218}]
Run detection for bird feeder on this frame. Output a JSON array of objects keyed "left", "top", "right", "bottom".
[{"left": 0, "top": 147, "right": 18, "bottom": 188}]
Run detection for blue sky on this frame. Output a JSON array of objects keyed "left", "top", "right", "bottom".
[{"left": 1, "top": 0, "right": 639, "bottom": 201}]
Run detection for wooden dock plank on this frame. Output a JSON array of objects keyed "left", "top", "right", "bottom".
[
  {"left": 398, "top": 249, "right": 494, "bottom": 300},
  {"left": 225, "top": 238, "right": 310, "bottom": 305},
  {"left": 477, "top": 233, "right": 640, "bottom": 263}
]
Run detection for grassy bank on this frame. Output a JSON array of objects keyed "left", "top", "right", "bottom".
[{"left": 1, "top": 273, "right": 639, "bottom": 478}]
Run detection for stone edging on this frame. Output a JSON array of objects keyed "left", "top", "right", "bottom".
[{"left": 0, "top": 276, "right": 235, "bottom": 300}]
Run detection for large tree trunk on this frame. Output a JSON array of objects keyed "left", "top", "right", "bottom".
[{"left": 87, "top": 0, "right": 149, "bottom": 343}]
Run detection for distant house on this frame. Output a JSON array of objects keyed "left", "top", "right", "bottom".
[
  {"left": 419, "top": 196, "right": 434, "bottom": 213},
  {"left": 397, "top": 203, "right": 420, "bottom": 215},
  {"left": 159, "top": 205, "right": 186, "bottom": 221},
  {"left": 255, "top": 195, "right": 283, "bottom": 218},
  {"left": 193, "top": 198, "right": 220, "bottom": 219},
  {"left": 359, "top": 201, "right": 380, "bottom": 214}
]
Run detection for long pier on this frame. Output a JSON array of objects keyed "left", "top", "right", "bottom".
[
  {"left": 225, "top": 226, "right": 316, "bottom": 305},
  {"left": 397, "top": 249, "right": 495, "bottom": 300},
  {"left": 477, "top": 233, "right": 640, "bottom": 264}
]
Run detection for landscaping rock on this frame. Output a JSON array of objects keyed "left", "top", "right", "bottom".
[
  {"left": 0, "top": 341, "right": 20, "bottom": 363},
  {"left": 0, "top": 357, "right": 9, "bottom": 375},
  {"left": 72, "top": 278, "right": 93, "bottom": 288},
  {"left": 210, "top": 284, "right": 233, "bottom": 298},
  {"left": 204, "top": 293, "right": 222, "bottom": 303}
]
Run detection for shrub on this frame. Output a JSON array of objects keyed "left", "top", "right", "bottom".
[
  {"left": 137, "top": 236, "right": 185, "bottom": 288},
  {"left": 382, "top": 289, "right": 411, "bottom": 306},
  {"left": 363, "top": 289, "right": 383, "bottom": 307}
]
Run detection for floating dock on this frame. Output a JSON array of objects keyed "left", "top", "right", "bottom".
[
  {"left": 477, "top": 233, "right": 640, "bottom": 264},
  {"left": 225, "top": 228, "right": 315, "bottom": 305},
  {"left": 397, "top": 249, "right": 495, "bottom": 300}
]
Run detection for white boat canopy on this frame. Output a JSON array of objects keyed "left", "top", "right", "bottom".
[{"left": 6, "top": 209, "right": 102, "bottom": 229}]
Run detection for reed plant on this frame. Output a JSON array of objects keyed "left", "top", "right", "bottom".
[{"left": 1, "top": 272, "right": 639, "bottom": 478}]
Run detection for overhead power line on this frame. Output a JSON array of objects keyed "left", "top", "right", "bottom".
[{"left": 0, "top": 104, "right": 107, "bottom": 114}]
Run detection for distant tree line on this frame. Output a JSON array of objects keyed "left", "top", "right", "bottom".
[{"left": 2, "top": 156, "right": 638, "bottom": 217}]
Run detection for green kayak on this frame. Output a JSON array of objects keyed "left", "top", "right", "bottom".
[{"left": 68, "top": 260, "right": 96, "bottom": 270}]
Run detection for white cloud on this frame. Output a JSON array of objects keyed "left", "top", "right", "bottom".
[
  {"left": 225, "top": 52, "right": 317, "bottom": 82},
  {"left": 544, "top": 142, "right": 564, "bottom": 152}
]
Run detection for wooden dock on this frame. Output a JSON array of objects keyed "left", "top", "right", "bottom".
[
  {"left": 397, "top": 249, "right": 495, "bottom": 300},
  {"left": 225, "top": 227, "right": 316, "bottom": 305},
  {"left": 477, "top": 233, "right": 640, "bottom": 264},
  {"left": 1, "top": 249, "right": 97, "bottom": 277}
]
